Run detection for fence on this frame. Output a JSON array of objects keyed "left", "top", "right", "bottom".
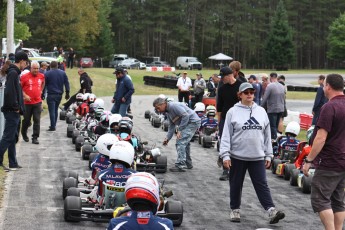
[{"left": 0, "top": 84, "right": 4, "bottom": 139}]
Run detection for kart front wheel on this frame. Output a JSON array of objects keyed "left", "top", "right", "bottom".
[
  {"left": 302, "top": 175, "right": 312, "bottom": 194},
  {"left": 283, "top": 164, "right": 295, "bottom": 180},
  {"left": 64, "top": 196, "right": 81, "bottom": 222},
  {"left": 81, "top": 144, "right": 92, "bottom": 160},
  {"left": 67, "top": 187, "right": 80, "bottom": 197},
  {"left": 290, "top": 169, "right": 299, "bottom": 186},
  {"left": 60, "top": 110, "right": 66, "bottom": 120},
  {"left": 63, "top": 177, "right": 78, "bottom": 199},
  {"left": 165, "top": 200, "right": 183, "bottom": 227},
  {"left": 155, "top": 155, "right": 167, "bottom": 173},
  {"left": 67, "top": 124, "right": 74, "bottom": 138}
]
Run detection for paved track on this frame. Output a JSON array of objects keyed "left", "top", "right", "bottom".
[{"left": 0, "top": 95, "right": 324, "bottom": 230}]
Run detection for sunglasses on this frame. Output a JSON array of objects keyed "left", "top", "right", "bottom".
[{"left": 242, "top": 90, "right": 255, "bottom": 95}]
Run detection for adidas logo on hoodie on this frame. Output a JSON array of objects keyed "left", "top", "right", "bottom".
[{"left": 242, "top": 117, "right": 262, "bottom": 130}]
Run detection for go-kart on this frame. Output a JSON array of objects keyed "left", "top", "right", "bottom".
[
  {"left": 271, "top": 149, "right": 298, "bottom": 180},
  {"left": 75, "top": 130, "right": 98, "bottom": 160},
  {"left": 134, "top": 142, "right": 167, "bottom": 173},
  {"left": 62, "top": 172, "right": 97, "bottom": 199},
  {"left": 150, "top": 113, "right": 164, "bottom": 128},
  {"left": 161, "top": 120, "right": 169, "bottom": 132},
  {"left": 198, "top": 127, "right": 218, "bottom": 148}
]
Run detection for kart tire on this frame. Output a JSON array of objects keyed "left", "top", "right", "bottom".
[
  {"left": 165, "top": 200, "right": 183, "bottom": 227},
  {"left": 81, "top": 144, "right": 92, "bottom": 160},
  {"left": 67, "top": 115, "right": 76, "bottom": 124},
  {"left": 67, "top": 187, "right": 80, "bottom": 197},
  {"left": 163, "top": 121, "right": 169, "bottom": 132},
  {"left": 198, "top": 134, "right": 204, "bottom": 145},
  {"left": 144, "top": 110, "right": 150, "bottom": 119},
  {"left": 302, "top": 175, "right": 312, "bottom": 194},
  {"left": 72, "top": 130, "right": 80, "bottom": 144},
  {"left": 271, "top": 159, "right": 281, "bottom": 175},
  {"left": 68, "top": 171, "right": 78, "bottom": 180},
  {"left": 60, "top": 110, "right": 66, "bottom": 120},
  {"left": 75, "top": 136, "right": 84, "bottom": 152},
  {"left": 202, "top": 136, "right": 212, "bottom": 148},
  {"left": 65, "top": 114, "right": 72, "bottom": 124},
  {"left": 89, "top": 152, "right": 98, "bottom": 169},
  {"left": 283, "top": 164, "right": 295, "bottom": 180},
  {"left": 153, "top": 118, "right": 161, "bottom": 128},
  {"left": 67, "top": 124, "right": 74, "bottom": 138},
  {"left": 64, "top": 196, "right": 81, "bottom": 222},
  {"left": 290, "top": 169, "right": 299, "bottom": 186},
  {"left": 155, "top": 155, "right": 167, "bottom": 173},
  {"left": 63, "top": 177, "right": 78, "bottom": 199}
]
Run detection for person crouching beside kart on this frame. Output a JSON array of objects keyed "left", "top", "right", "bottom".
[
  {"left": 277, "top": 121, "right": 300, "bottom": 157},
  {"left": 117, "top": 117, "right": 140, "bottom": 151},
  {"left": 95, "top": 141, "right": 136, "bottom": 204},
  {"left": 109, "top": 114, "right": 122, "bottom": 134},
  {"left": 89, "top": 134, "right": 119, "bottom": 183},
  {"left": 93, "top": 111, "right": 112, "bottom": 136},
  {"left": 107, "top": 172, "right": 173, "bottom": 230}
]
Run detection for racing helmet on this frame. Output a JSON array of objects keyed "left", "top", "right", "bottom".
[
  {"left": 125, "top": 172, "right": 160, "bottom": 214},
  {"left": 88, "top": 93, "right": 96, "bottom": 104},
  {"left": 109, "top": 141, "right": 134, "bottom": 167},
  {"left": 87, "top": 119, "right": 98, "bottom": 131},
  {"left": 194, "top": 102, "right": 205, "bottom": 112},
  {"left": 118, "top": 117, "right": 133, "bottom": 135},
  {"left": 306, "top": 125, "right": 315, "bottom": 143},
  {"left": 76, "top": 93, "right": 84, "bottom": 102},
  {"left": 206, "top": 108, "right": 216, "bottom": 117},
  {"left": 95, "top": 107, "right": 105, "bottom": 120},
  {"left": 93, "top": 98, "right": 104, "bottom": 108},
  {"left": 95, "top": 134, "right": 119, "bottom": 156},
  {"left": 206, "top": 105, "right": 216, "bottom": 112},
  {"left": 110, "top": 114, "right": 122, "bottom": 130},
  {"left": 285, "top": 121, "right": 300, "bottom": 137},
  {"left": 158, "top": 94, "right": 166, "bottom": 99},
  {"left": 100, "top": 112, "right": 111, "bottom": 129},
  {"left": 83, "top": 93, "right": 90, "bottom": 102}
]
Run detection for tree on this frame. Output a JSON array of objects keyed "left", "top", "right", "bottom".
[
  {"left": 264, "top": 0, "right": 295, "bottom": 70},
  {"left": 327, "top": 13, "right": 345, "bottom": 61}
]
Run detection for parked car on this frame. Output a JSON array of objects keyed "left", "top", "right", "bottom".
[
  {"left": 80, "top": 57, "right": 94, "bottom": 68},
  {"left": 109, "top": 54, "right": 128, "bottom": 68},
  {"left": 146, "top": 61, "right": 170, "bottom": 67},
  {"left": 118, "top": 58, "right": 146, "bottom": 69},
  {"left": 176, "top": 56, "right": 202, "bottom": 70},
  {"left": 22, "top": 48, "right": 57, "bottom": 65}
]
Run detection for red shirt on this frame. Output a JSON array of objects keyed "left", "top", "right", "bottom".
[{"left": 20, "top": 72, "right": 45, "bottom": 105}]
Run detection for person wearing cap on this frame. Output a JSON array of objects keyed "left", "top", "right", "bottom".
[
  {"left": 176, "top": 71, "right": 192, "bottom": 104},
  {"left": 111, "top": 67, "right": 134, "bottom": 117},
  {"left": 193, "top": 73, "right": 206, "bottom": 106},
  {"left": 261, "top": 72, "right": 285, "bottom": 140},
  {"left": 0, "top": 51, "right": 28, "bottom": 171},
  {"left": 216, "top": 66, "right": 242, "bottom": 181},
  {"left": 220, "top": 82, "right": 285, "bottom": 224},
  {"left": 248, "top": 75, "right": 262, "bottom": 105},
  {"left": 229, "top": 61, "right": 247, "bottom": 83}
]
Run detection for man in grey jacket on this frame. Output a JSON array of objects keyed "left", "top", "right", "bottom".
[
  {"left": 153, "top": 97, "right": 201, "bottom": 172},
  {"left": 261, "top": 72, "right": 285, "bottom": 140}
]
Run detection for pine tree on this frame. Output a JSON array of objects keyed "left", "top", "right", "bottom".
[{"left": 327, "top": 13, "right": 345, "bottom": 61}]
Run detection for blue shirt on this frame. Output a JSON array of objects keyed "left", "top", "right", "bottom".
[
  {"left": 201, "top": 117, "right": 218, "bottom": 129},
  {"left": 113, "top": 75, "right": 134, "bottom": 104},
  {"left": 279, "top": 136, "right": 300, "bottom": 152},
  {"left": 91, "top": 153, "right": 111, "bottom": 179},
  {"left": 45, "top": 68, "right": 70, "bottom": 94}
]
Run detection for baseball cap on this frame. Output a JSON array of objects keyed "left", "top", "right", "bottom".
[
  {"left": 113, "top": 67, "right": 124, "bottom": 74},
  {"left": 219, "top": 67, "right": 233, "bottom": 78},
  {"left": 239, "top": 82, "right": 254, "bottom": 92},
  {"left": 248, "top": 75, "right": 256, "bottom": 80},
  {"left": 15, "top": 51, "right": 29, "bottom": 63}
]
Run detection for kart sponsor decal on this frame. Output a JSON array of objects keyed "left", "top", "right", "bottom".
[
  {"left": 137, "top": 212, "right": 150, "bottom": 225},
  {"left": 137, "top": 211, "right": 150, "bottom": 218},
  {"left": 106, "top": 186, "right": 125, "bottom": 192},
  {"left": 242, "top": 117, "right": 262, "bottom": 130}
]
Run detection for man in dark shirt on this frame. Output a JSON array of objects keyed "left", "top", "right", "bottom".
[
  {"left": 44, "top": 61, "right": 70, "bottom": 131},
  {"left": 303, "top": 74, "right": 345, "bottom": 230},
  {"left": 312, "top": 75, "right": 328, "bottom": 125},
  {"left": 67, "top": 48, "right": 76, "bottom": 69},
  {"left": 216, "top": 66, "right": 242, "bottom": 180}
]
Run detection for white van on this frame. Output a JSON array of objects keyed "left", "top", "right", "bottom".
[
  {"left": 176, "top": 56, "right": 202, "bottom": 70},
  {"left": 109, "top": 54, "right": 128, "bottom": 68}
]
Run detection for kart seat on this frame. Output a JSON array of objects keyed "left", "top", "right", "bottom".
[{"left": 102, "top": 182, "right": 126, "bottom": 209}]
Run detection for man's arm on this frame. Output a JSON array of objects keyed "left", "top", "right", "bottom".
[{"left": 123, "top": 78, "right": 134, "bottom": 100}]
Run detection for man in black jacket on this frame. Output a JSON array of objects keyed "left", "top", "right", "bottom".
[
  {"left": 0, "top": 52, "right": 28, "bottom": 171},
  {"left": 62, "top": 68, "right": 92, "bottom": 110}
]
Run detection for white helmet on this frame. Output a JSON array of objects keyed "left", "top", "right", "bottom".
[
  {"left": 194, "top": 102, "right": 205, "bottom": 112},
  {"left": 125, "top": 172, "right": 160, "bottom": 214},
  {"left": 95, "top": 134, "right": 119, "bottom": 156},
  {"left": 94, "top": 98, "right": 105, "bottom": 108},
  {"left": 109, "top": 141, "right": 134, "bottom": 167},
  {"left": 110, "top": 114, "right": 122, "bottom": 126},
  {"left": 158, "top": 94, "right": 166, "bottom": 99},
  {"left": 83, "top": 93, "right": 90, "bottom": 101},
  {"left": 285, "top": 121, "right": 300, "bottom": 136}
]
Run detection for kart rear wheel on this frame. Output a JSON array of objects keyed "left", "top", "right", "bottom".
[
  {"left": 155, "top": 155, "right": 167, "bottom": 173},
  {"left": 60, "top": 110, "right": 66, "bottom": 120},
  {"left": 67, "top": 115, "right": 76, "bottom": 124},
  {"left": 89, "top": 152, "right": 98, "bottom": 169},
  {"left": 144, "top": 110, "right": 150, "bottom": 119},
  {"left": 153, "top": 118, "right": 161, "bottom": 128},
  {"left": 81, "top": 144, "right": 92, "bottom": 160},
  {"left": 165, "top": 200, "right": 183, "bottom": 227},
  {"left": 65, "top": 114, "right": 72, "bottom": 124},
  {"left": 75, "top": 136, "right": 84, "bottom": 152},
  {"left": 72, "top": 130, "right": 80, "bottom": 144},
  {"left": 202, "top": 136, "right": 212, "bottom": 148},
  {"left": 302, "top": 175, "right": 312, "bottom": 194},
  {"left": 163, "top": 121, "right": 169, "bottom": 132},
  {"left": 290, "top": 169, "right": 299, "bottom": 186},
  {"left": 67, "top": 187, "right": 80, "bottom": 197},
  {"left": 271, "top": 159, "right": 281, "bottom": 174},
  {"left": 283, "top": 164, "right": 295, "bottom": 180},
  {"left": 198, "top": 135, "right": 202, "bottom": 145},
  {"left": 67, "top": 124, "right": 74, "bottom": 138},
  {"left": 64, "top": 196, "right": 81, "bottom": 222},
  {"left": 63, "top": 177, "right": 78, "bottom": 199},
  {"left": 68, "top": 171, "right": 78, "bottom": 180}
]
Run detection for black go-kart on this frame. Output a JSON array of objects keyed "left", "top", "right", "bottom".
[
  {"left": 75, "top": 130, "right": 98, "bottom": 160},
  {"left": 134, "top": 142, "right": 167, "bottom": 173},
  {"left": 198, "top": 127, "right": 218, "bottom": 148}
]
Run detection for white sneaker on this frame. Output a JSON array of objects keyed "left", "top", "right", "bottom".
[
  {"left": 267, "top": 207, "right": 285, "bottom": 224},
  {"left": 230, "top": 209, "right": 240, "bottom": 222}
]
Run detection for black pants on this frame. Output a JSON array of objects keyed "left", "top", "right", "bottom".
[
  {"left": 178, "top": 91, "right": 190, "bottom": 104},
  {"left": 63, "top": 93, "right": 77, "bottom": 110},
  {"left": 21, "top": 103, "right": 42, "bottom": 139},
  {"left": 67, "top": 57, "right": 74, "bottom": 68},
  {"left": 229, "top": 158, "right": 275, "bottom": 210}
]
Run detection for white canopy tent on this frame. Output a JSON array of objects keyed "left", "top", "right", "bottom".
[{"left": 208, "top": 53, "right": 233, "bottom": 60}]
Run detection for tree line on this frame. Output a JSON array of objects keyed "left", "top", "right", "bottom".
[{"left": 1, "top": 0, "right": 345, "bottom": 69}]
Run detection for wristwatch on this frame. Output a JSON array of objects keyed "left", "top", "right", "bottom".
[{"left": 304, "top": 158, "right": 313, "bottom": 163}]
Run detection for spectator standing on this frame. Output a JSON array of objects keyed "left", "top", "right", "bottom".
[
  {"left": 63, "top": 68, "right": 93, "bottom": 110},
  {"left": 44, "top": 61, "right": 70, "bottom": 131},
  {"left": 0, "top": 52, "right": 28, "bottom": 171},
  {"left": 311, "top": 75, "right": 328, "bottom": 125},
  {"left": 39, "top": 62, "right": 49, "bottom": 74},
  {"left": 15, "top": 42, "right": 23, "bottom": 54},
  {"left": 207, "top": 74, "right": 220, "bottom": 97},
  {"left": 67, "top": 48, "right": 75, "bottom": 69},
  {"left": 176, "top": 71, "right": 192, "bottom": 104},
  {"left": 123, "top": 69, "right": 132, "bottom": 114},
  {"left": 20, "top": 61, "right": 45, "bottom": 144},
  {"left": 153, "top": 98, "right": 201, "bottom": 172},
  {"left": 111, "top": 67, "right": 134, "bottom": 117},
  {"left": 220, "top": 82, "right": 285, "bottom": 224},
  {"left": 248, "top": 75, "right": 262, "bottom": 105},
  {"left": 261, "top": 72, "right": 285, "bottom": 140},
  {"left": 229, "top": 61, "right": 247, "bottom": 83},
  {"left": 277, "top": 75, "right": 288, "bottom": 134},
  {"left": 303, "top": 74, "right": 345, "bottom": 230},
  {"left": 216, "top": 67, "right": 242, "bottom": 181},
  {"left": 261, "top": 73, "right": 270, "bottom": 96},
  {"left": 193, "top": 73, "right": 206, "bottom": 105}
]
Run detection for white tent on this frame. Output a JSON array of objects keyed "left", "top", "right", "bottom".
[{"left": 208, "top": 53, "right": 233, "bottom": 60}]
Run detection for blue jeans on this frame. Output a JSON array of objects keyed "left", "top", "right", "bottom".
[
  {"left": 175, "top": 121, "right": 200, "bottom": 168},
  {"left": 47, "top": 94, "right": 62, "bottom": 129},
  {"left": 111, "top": 102, "right": 129, "bottom": 117},
  {"left": 0, "top": 111, "right": 20, "bottom": 167},
  {"left": 268, "top": 113, "right": 282, "bottom": 140}
]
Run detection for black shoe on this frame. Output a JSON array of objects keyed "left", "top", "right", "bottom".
[
  {"left": 186, "top": 165, "right": 193, "bottom": 169},
  {"left": 169, "top": 166, "right": 186, "bottom": 172},
  {"left": 47, "top": 127, "right": 56, "bottom": 131},
  {"left": 219, "top": 170, "right": 229, "bottom": 181},
  {"left": 9, "top": 165, "right": 22, "bottom": 171},
  {"left": 22, "top": 133, "right": 29, "bottom": 142},
  {"left": 0, "top": 164, "right": 10, "bottom": 172},
  {"left": 32, "top": 138, "right": 39, "bottom": 144}
]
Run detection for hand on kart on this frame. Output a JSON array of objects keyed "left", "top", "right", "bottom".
[
  {"left": 163, "top": 138, "right": 169, "bottom": 146},
  {"left": 223, "top": 160, "right": 231, "bottom": 169},
  {"left": 265, "top": 160, "right": 271, "bottom": 169},
  {"left": 176, "top": 131, "right": 181, "bottom": 139},
  {"left": 302, "top": 162, "right": 311, "bottom": 177}
]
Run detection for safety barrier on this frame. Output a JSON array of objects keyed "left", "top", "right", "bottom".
[{"left": 146, "top": 67, "right": 176, "bottom": 72}]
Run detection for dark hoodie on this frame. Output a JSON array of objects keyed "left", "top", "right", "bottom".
[{"left": 1, "top": 64, "right": 24, "bottom": 113}]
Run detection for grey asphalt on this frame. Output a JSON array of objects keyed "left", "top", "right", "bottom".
[{"left": 0, "top": 95, "right": 324, "bottom": 230}]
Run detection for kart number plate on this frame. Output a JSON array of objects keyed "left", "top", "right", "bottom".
[{"left": 107, "top": 186, "right": 125, "bottom": 192}]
